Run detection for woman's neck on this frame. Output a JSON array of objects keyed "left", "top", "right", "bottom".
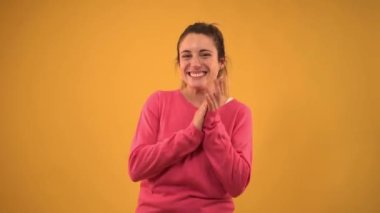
[{"left": 180, "top": 87, "right": 207, "bottom": 108}]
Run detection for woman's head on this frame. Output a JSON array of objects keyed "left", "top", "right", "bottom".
[{"left": 176, "top": 22, "right": 227, "bottom": 91}]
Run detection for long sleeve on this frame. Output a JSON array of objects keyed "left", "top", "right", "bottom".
[
  {"left": 128, "top": 92, "right": 204, "bottom": 182},
  {"left": 202, "top": 106, "right": 253, "bottom": 197}
]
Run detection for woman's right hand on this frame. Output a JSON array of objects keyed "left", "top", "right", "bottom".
[{"left": 192, "top": 100, "right": 208, "bottom": 131}]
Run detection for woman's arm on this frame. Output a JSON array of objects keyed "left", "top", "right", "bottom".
[
  {"left": 202, "top": 106, "right": 253, "bottom": 197},
  {"left": 128, "top": 92, "right": 204, "bottom": 182}
]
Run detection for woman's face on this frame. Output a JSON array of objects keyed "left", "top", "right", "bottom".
[{"left": 178, "top": 33, "right": 224, "bottom": 91}]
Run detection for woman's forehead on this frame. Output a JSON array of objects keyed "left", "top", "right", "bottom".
[{"left": 179, "top": 33, "right": 216, "bottom": 51}]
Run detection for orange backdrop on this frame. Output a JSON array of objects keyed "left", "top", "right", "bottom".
[{"left": 1, "top": 0, "right": 379, "bottom": 212}]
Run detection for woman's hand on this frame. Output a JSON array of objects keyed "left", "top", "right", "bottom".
[
  {"left": 206, "top": 78, "right": 228, "bottom": 111},
  {"left": 192, "top": 78, "right": 227, "bottom": 130},
  {"left": 192, "top": 100, "right": 208, "bottom": 131}
]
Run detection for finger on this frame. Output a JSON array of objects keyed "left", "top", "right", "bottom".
[
  {"left": 205, "top": 94, "right": 212, "bottom": 111},
  {"left": 214, "top": 83, "right": 221, "bottom": 105},
  {"left": 218, "top": 79, "right": 224, "bottom": 101},
  {"left": 211, "top": 93, "right": 219, "bottom": 110},
  {"left": 215, "top": 79, "right": 221, "bottom": 95},
  {"left": 212, "top": 92, "right": 219, "bottom": 108},
  {"left": 220, "top": 78, "right": 225, "bottom": 97},
  {"left": 201, "top": 100, "right": 208, "bottom": 113},
  {"left": 207, "top": 93, "right": 216, "bottom": 111},
  {"left": 219, "top": 79, "right": 224, "bottom": 96}
]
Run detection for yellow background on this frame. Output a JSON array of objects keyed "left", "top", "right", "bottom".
[{"left": 1, "top": 0, "right": 379, "bottom": 212}]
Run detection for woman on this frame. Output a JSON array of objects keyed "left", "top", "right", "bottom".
[{"left": 129, "top": 22, "right": 253, "bottom": 212}]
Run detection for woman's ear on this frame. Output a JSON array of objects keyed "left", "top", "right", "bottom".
[
  {"left": 217, "top": 68, "right": 225, "bottom": 78},
  {"left": 219, "top": 58, "right": 225, "bottom": 70}
]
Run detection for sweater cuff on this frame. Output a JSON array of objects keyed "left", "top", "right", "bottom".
[
  {"left": 204, "top": 110, "right": 221, "bottom": 130},
  {"left": 187, "top": 123, "right": 205, "bottom": 141}
]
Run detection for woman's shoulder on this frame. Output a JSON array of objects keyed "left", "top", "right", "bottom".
[
  {"left": 145, "top": 89, "right": 180, "bottom": 104},
  {"left": 223, "top": 97, "right": 252, "bottom": 116},
  {"left": 224, "top": 97, "right": 250, "bottom": 110},
  {"left": 148, "top": 89, "right": 179, "bottom": 98}
]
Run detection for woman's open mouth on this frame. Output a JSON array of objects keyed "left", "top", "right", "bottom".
[{"left": 187, "top": 71, "right": 208, "bottom": 78}]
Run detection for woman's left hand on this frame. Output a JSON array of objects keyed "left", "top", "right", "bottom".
[{"left": 205, "top": 78, "right": 228, "bottom": 111}]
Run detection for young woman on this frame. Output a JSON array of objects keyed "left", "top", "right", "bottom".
[{"left": 129, "top": 22, "right": 253, "bottom": 212}]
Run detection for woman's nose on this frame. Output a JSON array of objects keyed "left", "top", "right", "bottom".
[{"left": 190, "top": 56, "right": 201, "bottom": 68}]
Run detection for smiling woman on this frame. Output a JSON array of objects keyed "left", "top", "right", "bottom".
[
  {"left": 128, "top": 22, "right": 253, "bottom": 212},
  {"left": 177, "top": 23, "right": 228, "bottom": 97},
  {"left": 179, "top": 33, "right": 224, "bottom": 99}
]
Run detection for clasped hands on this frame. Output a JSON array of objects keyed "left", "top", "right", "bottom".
[{"left": 193, "top": 78, "right": 227, "bottom": 130}]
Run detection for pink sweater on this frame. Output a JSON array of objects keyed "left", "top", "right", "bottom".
[{"left": 129, "top": 90, "right": 253, "bottom": 212}]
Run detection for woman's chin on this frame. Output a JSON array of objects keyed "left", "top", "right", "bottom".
[{"left": 186, "top": 83, "right": 208, "bottom": 91}]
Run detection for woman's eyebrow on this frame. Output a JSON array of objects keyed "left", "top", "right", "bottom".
[
  {"left": 180, "top": 50, "right": 191, "bottom": 54},
  {"left": 200, "top": 49, "right": 212, "bottom": 53}
]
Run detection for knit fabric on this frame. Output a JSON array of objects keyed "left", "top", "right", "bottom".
[{"left": 129, "top": 90, "right": 253, "bottom": 212}]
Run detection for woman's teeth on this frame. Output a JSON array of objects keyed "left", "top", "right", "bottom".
[{"left": 188, "top": 71, "right": 207, "bottom": 77}]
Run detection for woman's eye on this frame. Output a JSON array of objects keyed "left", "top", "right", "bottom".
[
  {"left": 181, "top": 55, "right": 191, "bottom": 59},
  {"left": 201, "top": 53, "right": 211, "bottom": 57}
]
